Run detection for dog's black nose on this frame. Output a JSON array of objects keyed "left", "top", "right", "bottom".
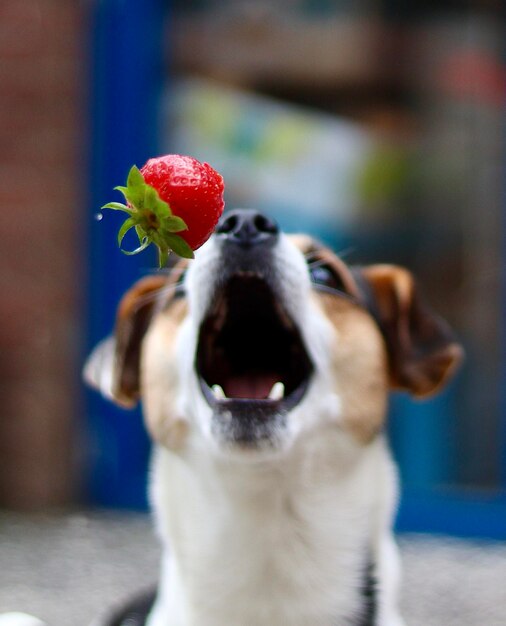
[{"left": 215, "top": 209, "right": 279, "bottom": 248}]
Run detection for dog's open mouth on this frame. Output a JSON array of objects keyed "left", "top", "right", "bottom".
[{"left": 196, "top": 274, "right": 313, "bottom": 409}]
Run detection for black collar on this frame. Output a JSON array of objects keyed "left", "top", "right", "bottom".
[{"left": 356, "top": 560, "right": 377, "bottom": 626}]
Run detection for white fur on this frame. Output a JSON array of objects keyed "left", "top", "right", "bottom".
[
  {"left": 147, "top": 434, "right": 402, "bottom": 626},
  {"left": 83, "top": 336, "right": 116, "bottom": 401},
  {"left": 142, "top": 235, "right": 405, "bottom": 626},
  {"left": 87, "top": 233, "right": 406, "bottom": 626}
]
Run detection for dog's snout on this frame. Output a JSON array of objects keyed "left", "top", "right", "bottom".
[{"left": 215, "top": 209, "right": 279, "bottom": 248}]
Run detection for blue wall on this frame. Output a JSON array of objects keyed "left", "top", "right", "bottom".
[{"left": 86, "top": 0, "right": 167, "bottom": 507}]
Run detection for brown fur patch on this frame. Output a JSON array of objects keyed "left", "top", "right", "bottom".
[
  {"left": 360, "top": 264, "right": 464, "bottom": 397},
  {"left": 116, "top": 275, "right": 167, "bottom": 323},
  {"left": 314, "top": 292, "right": 389, "bottom": 443},
  {"left": 113, "top": 275, "right": 168, "bottom": 406},
  {"left": 287, "top": 234, "right": 315, "bottom": 254},
  {"left": 141, "top": 298, "right": 190, "bottom": 449}
]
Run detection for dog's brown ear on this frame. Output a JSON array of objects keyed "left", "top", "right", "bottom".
[
  {"left": 84, "top": 275, "right": 166, "bottom": 408},
  {"left": 358, "top": 265, "right": 463, "bottom": 397}
]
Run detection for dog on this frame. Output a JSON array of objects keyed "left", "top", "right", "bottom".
[{"left": 84, "top": 208, "right": 463, "bottom": 626}]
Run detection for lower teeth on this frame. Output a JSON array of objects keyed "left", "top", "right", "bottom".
[
  {"left": 268, "top": 382, "right": 285, "bottom": 400},
  {"left": 212, "top": 384, "right": 226, "bottom": 399},
  {"left": 210, "top": 381, "right": 285, "bottom": 401}
]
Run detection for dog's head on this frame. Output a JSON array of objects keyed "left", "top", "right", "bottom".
[{"left": 85, "top": 209, "right": 463, "bottom": 457}]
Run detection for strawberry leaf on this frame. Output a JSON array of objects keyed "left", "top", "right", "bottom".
[
  {"left": 113, "top": 186, "right": 129, "bottom": 200},
  {"left": 164, "top": 233, "right": 195, "bottom": 259},
  {"left": 143, "top": 185, "right": 171, "bottom": 219},
  {"left": 163, "top": 215, "right": 188, "bottom": 232},
  {"left": 114, "top": 185, "right": 141, "bottom": 209},
  {"left": 148, "top": 230, "right": 170, "bottom": 268},
  {"left": 101, "top": 202, "right": 133, "bottom": 215},
  {"left": 158, "top": 245, "right": 170, "bottom": 268},
  {"left": 125, "top": 166, "right": 146, "bottom": 208},
  {"left": 154, "top": 196, "right": 171, "bottom": 217},
  {"left": 127, "top": 165, "right": 145, "bottom": 189},
  {"left": 122, "top": 236, "right": 151, "bottom": 256},
  {"left": 117, "top": 217, "right": 136, "bottom": 247},
  {"left": 135, "top": 225, "right": 145, "bottom": 243},
  {"left": 144, "top": 184, "right": 158, "bottom": 209}
]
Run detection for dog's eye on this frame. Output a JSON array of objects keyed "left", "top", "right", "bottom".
[{"left": 309, "top": 264, "right": 347, "bottom": 294}]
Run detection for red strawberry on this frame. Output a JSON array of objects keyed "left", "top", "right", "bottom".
[
  {"left": 102, "top": 154, "right": 225, "bottom": 267},
  {"left": 141, "top": 155, "right": 225, "bottom": 251}
]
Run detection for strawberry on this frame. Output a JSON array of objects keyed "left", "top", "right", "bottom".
[{"left": 102, "top": 154, "right": 225, "bottom": 267}]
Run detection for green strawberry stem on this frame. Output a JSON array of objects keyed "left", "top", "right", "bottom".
[{"left": 100, "top": 165, "right": 194, "bottom": 267}]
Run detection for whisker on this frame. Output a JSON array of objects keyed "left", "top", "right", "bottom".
[
  {"left": 304, "top": 246, "right": 356, "bottom": 262},
  {"left": 156, "top": 266, "right": 187, "bottom": 276},
  {"left": 312, "top": 282, "right": 360, "bottom": 305},
  {"left": 307, "top": 258, "right": 328, "bottom": 269},
  {"left": 130, "top": 282, "right": 185, "bottom": 312},
  {"left": 335, "top": 246, "right": 356, "bottom": 261},
  {"left": 132, "top": 266, "right": 183, "bottom": 283},
  {"left": 312, "top": 283, "right": 345, "bottom": 296}
]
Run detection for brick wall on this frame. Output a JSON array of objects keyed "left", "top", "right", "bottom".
[{"left": 0, "top": 0, "right": 85, "bottom": 509}]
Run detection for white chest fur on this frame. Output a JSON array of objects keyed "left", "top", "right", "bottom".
[{"left": 146, "top": 430, "right": 400, "bottom": 626}]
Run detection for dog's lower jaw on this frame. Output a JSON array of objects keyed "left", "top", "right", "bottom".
[{"left": 146, "top": 432, "right": 405, "bottom": 626}]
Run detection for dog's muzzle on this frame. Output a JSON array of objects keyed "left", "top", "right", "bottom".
[{"left": 195, "top": 210, "right": 313, "bottom": 448}]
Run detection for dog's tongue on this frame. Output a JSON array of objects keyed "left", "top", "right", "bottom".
[{"left": 224, "top": 374, "right": 278, "bottom": 399}]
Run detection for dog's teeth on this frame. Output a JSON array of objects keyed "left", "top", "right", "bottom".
[
  {"left": 212, "top": 384, "right": 226, "bottom": 400},
  {"left": 268, "top": 382, "right": 285, "bottom": 400}
]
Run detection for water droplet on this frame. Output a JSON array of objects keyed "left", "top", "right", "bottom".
[{"left": 95, "top": 212, "right": 103, "bottom": 221}]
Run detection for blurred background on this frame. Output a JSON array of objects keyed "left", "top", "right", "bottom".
[{"left": 1, "top": 0, "right": 505, "bottom": 623}]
